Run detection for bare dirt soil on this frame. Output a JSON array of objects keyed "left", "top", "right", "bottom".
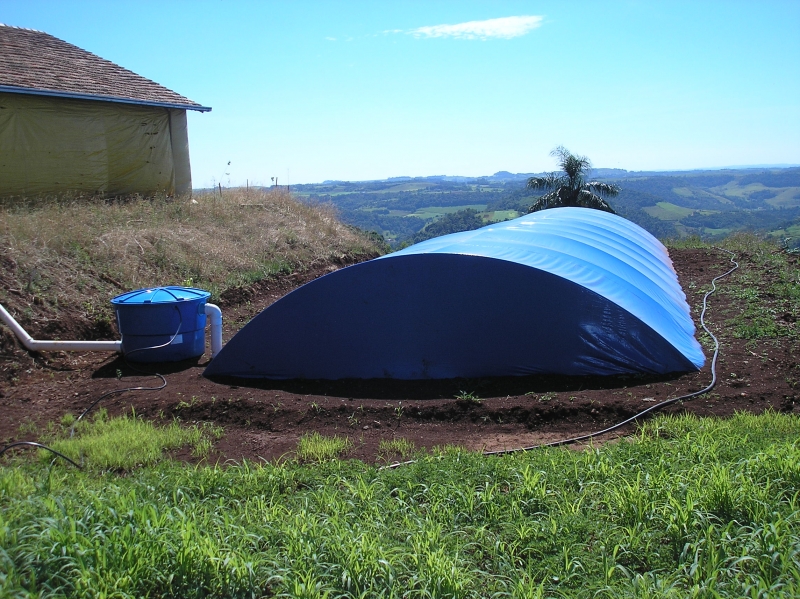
[{"left": 1, "top": 248, "right": 798, "bottom": 464}]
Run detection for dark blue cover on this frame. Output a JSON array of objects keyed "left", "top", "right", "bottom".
[{"left": 204, "top": 208, "right": 704, "bottom": 380}]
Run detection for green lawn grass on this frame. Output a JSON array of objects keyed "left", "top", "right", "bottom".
[
  {"left": 2, "top": 411, "right": 799, "bottom": 598},
  {"left": 296, "top": 432, "right": 353, "bottom": 463},
  {"left": 40, "top": 409, "right": 223, "bottom": 471}
]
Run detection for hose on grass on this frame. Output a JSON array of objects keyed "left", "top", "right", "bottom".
[
  {"left": 69, "top": 370, "right": 167, "bottom": 436},
  {"left": 0, "top": 307, "right": 182, "bottom": 468},
  {"left": 386, "top": 246, "right": 739, "bottom": 469},
  {"left": 0, "top": 441, "right": 82, "bottom": 469}
]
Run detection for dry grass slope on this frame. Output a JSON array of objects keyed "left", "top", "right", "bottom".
[{"left": 0, "top": 188, "right": 383, "bottom": 376}]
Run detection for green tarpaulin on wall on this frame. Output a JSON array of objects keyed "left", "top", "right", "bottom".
[{"left": 0, "top": 92, "right": 191, "bottom": 197}]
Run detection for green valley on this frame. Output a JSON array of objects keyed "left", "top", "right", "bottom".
[{"left": 292, "top": 167, "right": 800, "bottom": 247}]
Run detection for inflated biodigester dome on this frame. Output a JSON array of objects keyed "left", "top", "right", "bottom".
[{"left": 204, "top": 208, "right": 704, "bottom": 380}]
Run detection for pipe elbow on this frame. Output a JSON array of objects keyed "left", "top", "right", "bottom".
[
  {"left": 205, "top": 303, "right": 223, "bottom": 358},
  {"left": 1, "top": 302, "right": 122, "bottom": 353}
]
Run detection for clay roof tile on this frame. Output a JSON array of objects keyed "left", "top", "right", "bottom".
[{"left": 0, "top": 24, "right": 210, "bottom": 111}]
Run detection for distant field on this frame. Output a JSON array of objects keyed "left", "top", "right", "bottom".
[
  {"left": 769, "top": 222, "right": 800, "bottom": 240},
  {"left": 372, "top": 182, "right": 432, "bottom": 193},
  {"left": 482, "top": 209, "right": 520, "bottom": 221},
  {"left": 470, "top": 186, "right": 505, "bottom": 192},
  {"left": 671, "top": 187, "right": 694, "bottom": 198},
  {"left": 294, "top": 190, "right": 353, "bottom": 197},
  {"left": 703, "top": 227, "right": 734, "bottom": 236},
  {"left": 766, "top": 188, "right": 800, "bottom": 208},
  {"left": 707, "top": 182, "right": 800, "bottom": 208},
  {"left": 643, "top": 201, "right": 697, "bottom": 221},
  {"left": 714, "top": 182, "right": 768, "bottom": 198},
  {"left": 409, "top": 204, "right": 488, "bottom": 219}
]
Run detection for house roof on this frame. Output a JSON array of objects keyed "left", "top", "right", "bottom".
[{"left": 0, "top": 24, "right": 211, "bottom": 112}]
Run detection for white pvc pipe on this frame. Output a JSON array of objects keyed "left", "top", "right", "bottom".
[
  {"left": 205, "top": 303, "right": 223, "bottom": 358},
  {"left": 2, "top": 301, "right": 224, "bottom": 358},
  {"left": 0, "top": 302, "right": 122, "bottom": 353}
]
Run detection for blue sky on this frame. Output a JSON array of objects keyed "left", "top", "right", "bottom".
[{"left": 3, "top": 1, "right": 800, "bottom": 186}]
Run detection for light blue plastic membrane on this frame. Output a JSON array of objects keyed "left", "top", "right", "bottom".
[{"left": 205, "top": 208, "right": 703, "bottom": 380}]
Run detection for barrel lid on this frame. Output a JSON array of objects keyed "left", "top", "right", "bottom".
[{"left": 111, "top": 286, "right": 211, "bottom": 305}]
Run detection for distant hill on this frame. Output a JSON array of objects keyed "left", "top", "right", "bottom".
[{"left": 293, "top": 167, "right": 800, "bottom": 248}]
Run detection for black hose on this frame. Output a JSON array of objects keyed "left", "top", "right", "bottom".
[
  {"left": 0, "top": 441, "right": 82, "bottom": 469},
  {"left": 70, "top": 305, "right": 181, "bottom": 434},
  {"left": 483, "top": 247, "right": 738, "bottom": 455},
  {"left": 0, "top": 307, "right": 183, "bottom": 468},
  {"left": 69, "top": 372, "right": 167, "bottom": 436},
  {"left": 386, "top": 247, "right": 739, "bottom": 468}
]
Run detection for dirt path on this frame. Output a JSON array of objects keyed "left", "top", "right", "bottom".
[{"left": 1, "top": 248, "right": 797, "bottom": 464}]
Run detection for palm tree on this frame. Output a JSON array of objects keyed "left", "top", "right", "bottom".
[{"left": 527, "top": 146, "right": 620, "bottom": 213}]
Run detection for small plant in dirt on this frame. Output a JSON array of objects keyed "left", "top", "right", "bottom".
[
  {"left": 295, "top": 432, "right": 353, "bottom": 463},
  {"left": 192, "top": 437, "right": 213, "bottom": 458},
  {"left": 455, "top": 390, "right": 481, "bottom": 403},
  {"left": 525, "top": 391, "right": 556, "bottom": 402},
  {"left": 175, "top": 395, "right": 199, "bottom": 410},
  {"left": 378, "top": 437, "right": 416, "bottom": 461},
  {"left": 17, "top": 418, "right": 38, "bottom": 436}
]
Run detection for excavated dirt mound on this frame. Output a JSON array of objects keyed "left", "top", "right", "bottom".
[{"left": 1, "top": 248, "right": 798, "bottom": 464}]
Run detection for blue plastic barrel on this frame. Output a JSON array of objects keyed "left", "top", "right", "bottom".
[{"left": 111, "top": 286, "right": 211, "bottom": 362}]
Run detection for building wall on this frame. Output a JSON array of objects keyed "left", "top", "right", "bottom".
[
  {"left": 0, "top": 92, "right": 191, "bottom": 197},
  {"left": 167, "top": 108, "right": 192, "bottom": 196}
]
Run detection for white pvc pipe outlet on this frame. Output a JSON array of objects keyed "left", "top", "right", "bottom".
[
  {"left": 204, "top": 303, "right": 223, "bottom": 358},
  {"left": 1, "top": 301, "right": 224, "bottom": 359},
  {"left": 0, "top": 302, "right": 122, "bottom": 352}
]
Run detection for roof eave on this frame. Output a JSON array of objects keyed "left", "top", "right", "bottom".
[{"left": 0, "top": 85, "right": 212, "bottom": 112}]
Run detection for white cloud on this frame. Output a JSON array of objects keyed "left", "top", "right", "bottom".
[{"left": 409, "top": 16, "right": 543, "bottom": 40}]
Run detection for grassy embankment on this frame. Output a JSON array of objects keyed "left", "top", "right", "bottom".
[
  {"left": 0, "top": 188, "right": 383, "bottom": 378},
  {"left": 0, "top": 187, "right": 382, "bottom": 322}
]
